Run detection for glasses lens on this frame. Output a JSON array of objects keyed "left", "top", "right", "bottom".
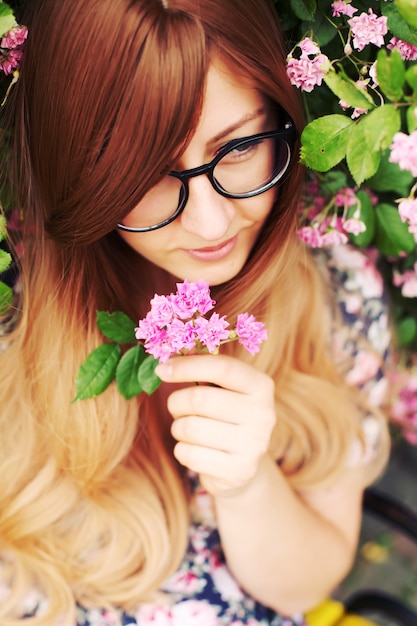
[
  {"left": 213, "top": 135, "right": 291, "bottom": 195},
  {"left": 119, "top": 175, "right": 184, "bottom": 231}
]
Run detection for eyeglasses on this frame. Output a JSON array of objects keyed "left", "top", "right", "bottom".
[{"left": 117, "top": 118, "right": 297, "bottom": 233}]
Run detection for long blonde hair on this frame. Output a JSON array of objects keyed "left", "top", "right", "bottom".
[{"left": 0, "top": 0, "right": 389, "bottom": 622}]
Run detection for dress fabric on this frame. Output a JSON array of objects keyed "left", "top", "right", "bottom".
[
  {"left": 2, "top": 245, "right": 391, "bottom": 626},
  {"left": 75, "top": 468, "right": 307, "bottom": 626}
]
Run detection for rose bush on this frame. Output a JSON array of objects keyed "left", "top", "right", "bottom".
[{"left": 274, "top": 0, "right": 417, "bottom": 441}]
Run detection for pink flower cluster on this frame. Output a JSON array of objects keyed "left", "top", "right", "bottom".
[
  {"left": 348, "top": 10, "right": 388, "bottom": 52},
  {"left": 297, "top": 179, "right": 373, "bottom": 248},
  {"left": 393, "top": 262, "right": 417, "bottom": 298},
  {"left": 332, "top": 1, "right": 357, "bottom": 18},
  {"left": 297, "top": 215, "right": 366, "bottom": 248},
  {"left": 390, "top": 370, "right": 417, "bottom": 445},
  {"left": 398, "top": 198, "right": 417, "bottom": 243},
  {"left": 0, "top": 25, "right": 27, "bottom": 75},
  {"left": 388, "top": 37, "right": 417, "bottom": 61},
  {"left": 135, "top": 280, "right": 268, "bottom": 362},
  {"left": 389, "top": 131, "right": 417, "bottom": 178},
  {"left": 335, "top": 187, "right": 358, "bottom": 209},
  {"left": 298, "top": 186, "right": 367, "bottom": 248},
  {"left": 136, "top": 598, "right": 271, "bottom": 626},
  {"left": 286, "top": 37, "right": 330, "bottom": 93},
  {"left": 339, "top": 100, "right": 368, "bottom": 120}
]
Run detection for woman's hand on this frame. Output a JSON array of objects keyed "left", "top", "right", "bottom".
[
  {"left": 155, "top": 354, "right": 365, "bottom": 614},
  {"left": 155, "top": 354, "right": 276, "bottom": 496}
]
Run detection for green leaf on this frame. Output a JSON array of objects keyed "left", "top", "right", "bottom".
[
  {"left": 0, "top": 3, "right": 15, "bottom": 38},
  {"left": 367, "top": 151, "right": 414, "bottom": 195},
  {"left": 407, "top": 103, "right": 417, "bottom": 133},
  {"left": 115, "top": 345, "right": 146, "bottom": 399},
  {"left": 323, "top": 70, "right": 374, "bottom": 110},
  {"left": 346, "top": 106, "right": 401, "bottom": 185},
  {"left": 289, "top": 0, "right": 316, "bottom": 21},
  {"left": 348, "top": 190, "right": 375, "bottom": 247},
  {"left": 320, "top": 170, "right": 348, "bottom": 195},
  {"left": 365, "top": 105, "right": 401, "bottom": 151},
  {"left": 393, "top": 0, "right": 417, "bottom": 32},
  {"left": 0, "top": 248, "right": 11, "bottom": 272},
  {"left": 73, "top": 343, "right": 121, "bottom": 401},
  {"left": 376, "top": 48, "right": 405, "bottom": 102},
  {"left": 396, "top": 316, "right": 417, "bottom": 346},
  {"left": 307, "top": 10, "right": 338, "bottom": 47},
  {"left": 300, "top": 115, "right": 354, "bottom": 171},
  {"left": 346, "top": 129, "right": 380, "bottom": 186},
  {"left": 96, "top": 310, "right": 136, "bottom": 343},
  {"left": 405, "top": 65, "right": 417, "bottom": 92},
  {"left": 374, "top": 203, "right": 416, "bottom": 256},
  {"left": 138, "top": 355, "right": 161, "bottom": 395},
  {"left": 0, "top": 280, "right": 12, "bottom": 315},
  {"left": 0, "top": 214, "right": 7, "bottom": 242}
]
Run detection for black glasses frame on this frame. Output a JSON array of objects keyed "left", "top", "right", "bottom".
[{"left": 117, "top": 118, "right": 297, "bottom": 233}]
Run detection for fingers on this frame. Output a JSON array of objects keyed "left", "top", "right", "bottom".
[
  {"left": 155, "top": 354, "right": 274, "bottom": 397},
  {"left": 155, "top": 353, "right": 277, "bottom": 495},
  {"left": 170, "top": 415, "right": 271, "bottom": 457},
  {"left": 172, "top": 442, "right": 259, "bottom": 489},
  {"left": 168, "top": 385, "right": 251, "bottom": 424}
]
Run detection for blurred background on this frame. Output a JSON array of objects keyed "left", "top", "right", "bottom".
[{"left": 336, "top": 438, "right": 417, "bottom": 624}]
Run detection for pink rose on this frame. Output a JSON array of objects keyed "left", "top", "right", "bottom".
[
  {"left": 135, "top": 603, "right": 173, "bottom": 626},
  {"left": 171, "top": 600, "right": 220, "bottom": 626},
  {"left": 345, "top": 350, "right": 381, "bottom": 386}
]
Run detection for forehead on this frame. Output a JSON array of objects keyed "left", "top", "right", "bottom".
[{"left": 192, "top": 61, "right": 267, "bottom": 142}]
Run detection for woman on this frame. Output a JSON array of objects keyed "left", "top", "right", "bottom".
[{"left": 0, "top": 0, "right": 391, "bottom": 624}]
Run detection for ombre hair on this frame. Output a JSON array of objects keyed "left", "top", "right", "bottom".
[{"left": 0, "top": 0, "right": 389, "bottom": 623}]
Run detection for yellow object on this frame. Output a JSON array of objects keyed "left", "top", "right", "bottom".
[
  {"left": 360, "top": 541, "right": 389, "bottom": 564},
  {"left": 306, "top": 599, "right": 375, "bottom": 626}
]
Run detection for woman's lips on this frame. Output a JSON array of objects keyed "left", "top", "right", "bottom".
[{"left": 184, "top": 236, "right": 238, "bottom": 262}]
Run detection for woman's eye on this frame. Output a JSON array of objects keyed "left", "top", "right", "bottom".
[{"left": 224, "top": 139, "right": 262, "bottom": 160}]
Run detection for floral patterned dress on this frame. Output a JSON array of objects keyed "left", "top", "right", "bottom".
[
  {"left": 3, "top": 245, "right": 392, "bottom": 626},
  {"left": 74, "top": 468, "right": 307, "bottom": 626}
]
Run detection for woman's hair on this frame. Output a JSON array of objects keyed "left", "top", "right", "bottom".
[{"left": 0, "top": 0, "right": 389, "bottom": 623}]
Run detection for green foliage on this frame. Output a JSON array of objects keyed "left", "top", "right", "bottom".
[
  {"left": 374, "top": 204, "right": 416, "bottom": 256},
  {"left": 307, "top": 10, "right": 337, "bottom": 47},
  {"left": 368, "top": 152, "right": 413, "bottom": 195},
  {"left": 97, "top": 310, "right": 136, "bottom": 343},
  {"left": 0, "top": 3, "right": 15, "bottom": 38},
  {"left": 397, "top": 316, "right": 417, "bottom": 346},
  {"left": 0, "top": 247, "right": 11, "bottom": 272},
  {"left": 300, "top": 115, "right": 353, "bottom": 170},
  {"left": 73, "top": 343, "right": 122, "bottom": 401},
  {"left": 406, "top": 104, "right": 417, "bottom": 132},
  {"left": 285, "top": 0, "right": 417, "bottom": 354},
  {"left": 346, "top": 126, "right": 381, "bottom": 186},
  {"left": 0, "top": 214, "right": 12, "bottom": 314},
  {"left": 348, "top": 190, "right": 375, "bottom": 247},
  {"left": 138, "top": 355, "right": 162, "bottom": 395},
  {"left": 323, "top": 70, "right": 375, "bottom": 110},
  {"left": 394, "top": 0, "right": 417, "bottom": 31},
  {"left": 348, "top": 106, "right": 401, "bottom": 184},
  {"left": 376, "top": 48, "right": 405, "bottom": 101},
  {"left": 301, "top": 106, "right": 401, "bottom": 185},
  {"left": 0, "top": 280, "right": 12, "bottom": 314},
  {"left": 290, "top": 0, "right": 316, "bottom": 22},
  {"left": 115, "top": 345, "right": 147, "bottom": 399},
  {"left": 73, "top": 311, "right": 161, "bottom": 401}
]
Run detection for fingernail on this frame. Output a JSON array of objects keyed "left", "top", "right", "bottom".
[{"left": 155, "top": 362, "right": 172, "bottom": 379}]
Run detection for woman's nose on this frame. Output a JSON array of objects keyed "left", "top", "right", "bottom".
[{"left": 179, "top": 175, "right": 235, "bottom": 241}]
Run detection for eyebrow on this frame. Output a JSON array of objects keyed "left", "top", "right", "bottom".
[{"left": 208, "top": 107, "right": 267, "bottom": 145}]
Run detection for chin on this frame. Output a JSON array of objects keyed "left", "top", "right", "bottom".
[{"left": 184, "top": 263, "right": 245, "bottom": 287}]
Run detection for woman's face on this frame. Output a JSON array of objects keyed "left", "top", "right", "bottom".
[{"left": 118, "top": 62, "right": 277, "bottom": 286}]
